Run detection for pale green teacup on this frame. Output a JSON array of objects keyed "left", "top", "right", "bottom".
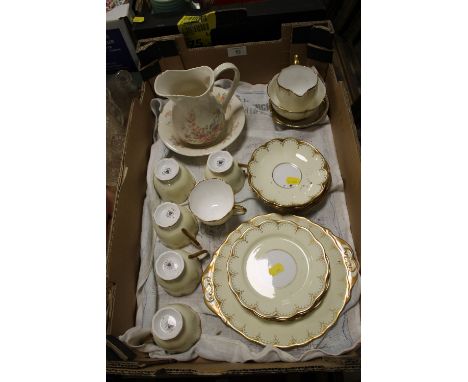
[
  {"left": 204, "top": 151, "right": 245, "bottom": 194},
  {"left": 151, "top": 304, "right": 201, "bottom": 353},
  {"left": 153, "top": 202, "right": 199, "bottom": 249},
  {"left": 154, "top": 249, "right": 202, "bottom": 296},
  {"left": 153, "top": 158, "right": 196, "bottom": 204}
]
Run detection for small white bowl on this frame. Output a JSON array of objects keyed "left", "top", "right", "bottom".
[{"left": 188, "top": 179, "right": 246, "bottom": 225}]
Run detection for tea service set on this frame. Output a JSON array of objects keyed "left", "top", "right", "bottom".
[{"left": 148, "top": 58, "right": 358, "bottom": 353}]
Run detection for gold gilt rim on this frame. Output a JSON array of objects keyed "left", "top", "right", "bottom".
[
  {"left": 246, "top": 138, "right": 332, "bottom": 211},
  {"left": 267, "top": 71, "right": 326, "bottom": 114},
  {"left": 226, "top": 219, "right": 331, "bottom": 321},
  {"left": 270, "top": 96, "right": 329, "bottom": 129},
  {"left": 201, "top": 213, "right": 360, "bottom": 349},
  {"left": 276, "top": 66, "right": 319, "bottom": 99}
]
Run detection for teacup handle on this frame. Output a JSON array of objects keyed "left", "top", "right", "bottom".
[
  {"left": 233, "top": 204, "right": 247, "bottom": 216},
  {"left": 188, "top": 249, "right": 209, "bottom": 259},
  {"left": 181, "top": 228, "right": 202, "bottom": 249},
  {"left": 213, "top": 63, "right": 240, "bottom": 114}
]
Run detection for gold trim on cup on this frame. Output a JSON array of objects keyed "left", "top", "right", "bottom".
[
  {"left": 188, "top": 249, "right": 209, "bottom": 259},
  {"left": 276, "top": 60, "right": 319, "bottom": 99},
  {"left": 232, "top": 204, "right": 247, "bottom": 215},
  {"left": 181, "top": 228, "right": 202, "bottom": 249},
  {"left": 188, "top": 178, "right": 247, "bottom": 225},
  {"left": 267, "top": 71, "right": 327, "bottom": 114}
]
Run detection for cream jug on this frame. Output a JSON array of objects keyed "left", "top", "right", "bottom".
[{"left": 154, "top": 63, "right": 240, "bottom": 146}]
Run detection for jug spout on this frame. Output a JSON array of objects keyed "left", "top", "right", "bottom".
[{"left": 154, "top": 66, "right": 214, "bottom": 101}]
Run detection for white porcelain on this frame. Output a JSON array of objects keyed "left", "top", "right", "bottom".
[
  {"left": 202, "top": 213, "right": 359, "bottom": 348},
  {"left": 247, "top": 138, "right": 330, "bottom": 210},
  {"left": 154, "top": 63, "right": 240, "bottom": 146},
  {"left": 158, "top": 87, "right": 246, "bottom": 157},
  {"left": 267, "top": 72, "right": 326, "bottom": 121},
  {"left": 188, "top": 179, "right": 246, "bottom": 226},
  {"left": 204, "top": 151, "right": 245, "bottom": 193},
  {"left": 153, "top": 158, "right": 196, "bottom": 203},
  {"left": 277, "top": 64, "right": 318, "bottom": 112},
  {"left": 227, "top": 219, "right": 329, "bottom": 320},
  {"left": 153, "top": 202, "right": 199, "bottom": 248},
  {"left": 155, "top": 250, "right": 202, "bottom": 296},
  {"left": 151, "top": 304, "right": 201, "bottom": 353}
]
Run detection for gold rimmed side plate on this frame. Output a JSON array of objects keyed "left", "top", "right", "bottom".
[
  {"left": 202, "top": 213, "right": 359, "bottom": 349},
  {"left": 226, "top": 219, "right": 330, "bottom": 321},
  {"left": 247, "top": 138, "right": 331, "bottom": 211}
]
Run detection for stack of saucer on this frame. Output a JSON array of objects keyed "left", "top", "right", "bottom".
[
  {"left": 246, "top": 138, "right": 331, "bottom": 211},
  {"left": 267, "top": 62, "right": 328, "bottom": 128},
  {"left": 202, "top": 213, "right": 359, "bottom": 348}
]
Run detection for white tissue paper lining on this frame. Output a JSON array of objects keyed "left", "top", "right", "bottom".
[{"left": 119, "top": 80, "right": 361, "bottom": 363}]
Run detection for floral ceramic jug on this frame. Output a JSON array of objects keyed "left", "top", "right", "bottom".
[{"left": 154, "top": 63, "right": 240, "bottom": 146}]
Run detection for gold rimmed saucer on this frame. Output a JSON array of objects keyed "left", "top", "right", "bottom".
[
  {"left": 269, "top": 96, "right": 329, "bottom": 129},
  {"left": 247, "top": 138, "right": 331, "bottom": 211}
]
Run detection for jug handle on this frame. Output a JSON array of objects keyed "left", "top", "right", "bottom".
[{"left": 213, "top": 63, "right": 240, "bottom": 114}]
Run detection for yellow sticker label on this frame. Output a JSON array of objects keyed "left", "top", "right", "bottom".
[
  {"left": 268, "top": 263, "right": 285, "bottom": 276},
  {"left": 286, "top": 177, "right": 300, "bottom": 185},
  {"left": 132, "top": 16, "right": 145, "bottom": 23},
  {"left": 177, "top": 11, "right": 216, "bottom": 48}
]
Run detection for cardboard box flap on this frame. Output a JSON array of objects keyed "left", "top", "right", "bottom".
[
  {"left": 107, "top": 352, "right": 360, "bottom": 376},
  {"left": 107, "top": 82, "right": 155, "bottom": 335},
  {"left": 326, "top": 65, "right": 361, "bottom": 257}
]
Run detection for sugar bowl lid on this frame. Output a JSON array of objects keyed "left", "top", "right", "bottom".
[
  {"left": 155, "top": 251, "right": 185, "bottom": 281},
  {"left": 152, "top": 306, "right": 183, "bottom": 341}
]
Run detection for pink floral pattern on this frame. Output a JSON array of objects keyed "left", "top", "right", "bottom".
[{"left": 179, "top": 97, "right": 225, "bottom": 144}]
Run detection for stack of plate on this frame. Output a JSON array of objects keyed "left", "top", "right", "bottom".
[
  {"left": 202, "top": 213, "right": 359, "bottom": 348},
  {"left": 246, "top": 137, "right": 331, "bottom": 211},
  {"left": 150, "top": 0, "right": 186, "bottom": 14}
]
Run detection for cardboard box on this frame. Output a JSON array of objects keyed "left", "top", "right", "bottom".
[
  {"left": 107, "top": 20, "right": 361, "bottom": 376},
  {"left": 107, "top": 4, "right": 139, "bottom": 73}
]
